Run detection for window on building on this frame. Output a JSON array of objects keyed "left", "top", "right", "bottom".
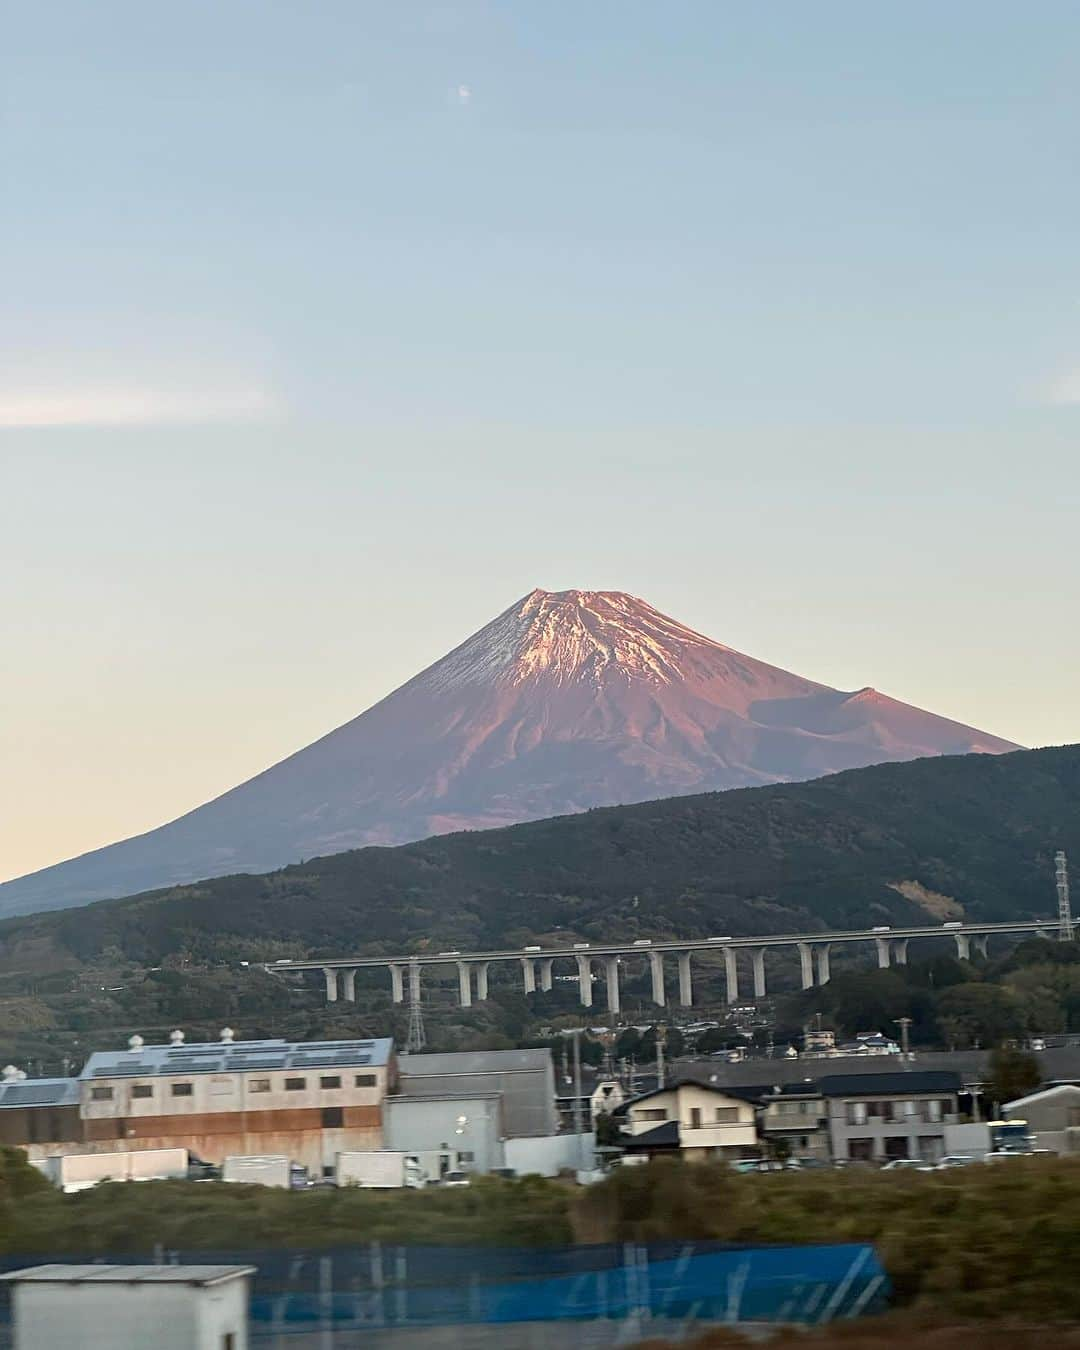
[
  {"left": 715, "top": 1107, "right": 739, "bottom": 1123},
  {"left": 637, "top": 1108, "right": 667, "bottom": 1121},
  {"left": 320, "top": 1075, "right": 342, "bottom": 1089},
  {"left": 171, "top": 1082, "right": 193, "bottom": 1097},
  {"left": 689, "top": 1107, "right": 703, "bottom": 1128},
  {"left": 459, "top": 1151, "right": 475, "bottom": 1164},
  {"left": 321, "top": 1106, "right": 344, "bottom": 1128},
  {"left": 848, "top": 1138, "right": 875, "bottom": 1163},
  {"left": 847, "top": 1102, "right": 868, "bottom": 1125},
  {"left": 90, "top": 1086, "right": 113, "bottom": 1101},
  {"left": 248, "top": 1078, "right": 271, "bottom": 1093},
  {"left": 925, "top": 1099, "right": 944, "bottom": 1123},
  {"left": 284, "top": 1077, "right": 306, "bottom": 1091},
  {"left": 354, "top": 1073, "right": 376, "bottom": 1087},
  {"left": 131, "top": 1084, "right": 153, "bottom": 1100}
]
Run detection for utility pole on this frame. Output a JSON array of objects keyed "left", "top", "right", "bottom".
[
  {"left": 655, "top": 1023, "right": 667, "bottom": 1091},
  {"left": 894, "top": 1016, "right": 913, "bottom": 1061},
  {"left": 1056, "top": 851, "right": 1073, "bottom": 943},
  {"left": 565, "top": 1029, "right": 586, "bottom": 1170}
]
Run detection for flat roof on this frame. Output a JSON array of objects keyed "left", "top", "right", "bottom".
[
  {"left": 399, "top": 1049, "right": 551, "bottom": 1076},
  {"left": 80, "top": 1036, "right": 394, "bottom": 1081},
  {"left": 0, "top": 1265, "right": 255, "bottom": 1287},
  {"left": 0, "top": 1078, "right": 79, "bottom": 1110}
]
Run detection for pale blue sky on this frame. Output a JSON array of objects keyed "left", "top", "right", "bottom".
[{"left": 2, "top": 2, "right": 1078, "bottom": 881}]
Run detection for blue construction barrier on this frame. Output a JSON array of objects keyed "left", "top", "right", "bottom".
[{"left": 0, "top": 1240, "right": 889, "bottom": 1332}]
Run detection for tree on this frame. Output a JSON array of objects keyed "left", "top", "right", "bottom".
[
  {"left": 615, "top": 1028, "right": 642, "bottom": 1061},
  {"left": 985, "top": 1045, "right": 1041, "bottom": 1110},
  {"left": 937, "top": 983, "right": 1024, "bottom": 1050}
]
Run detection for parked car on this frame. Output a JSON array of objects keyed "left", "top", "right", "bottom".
[
  {"left": 442, "top": 1170, "right": 471, "bottom": 1187},
  {"left": 936, "top": 1155, "right": 977, "bottom": 1169},
  {"left": 881, "top": 1158, "right": 933, "bottom": 1171}
]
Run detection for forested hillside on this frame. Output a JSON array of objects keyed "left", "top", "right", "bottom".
[{"left": 1, "top": 743, "right": 1076, "bottom": 975}]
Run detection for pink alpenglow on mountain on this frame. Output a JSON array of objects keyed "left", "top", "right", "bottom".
[{"left": 0, "top": 588, "right": 1019, "bottom": 916}]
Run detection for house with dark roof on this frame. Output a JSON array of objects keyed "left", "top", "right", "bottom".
[
  {"left": 614, "top": 1080, "right": 759, "bottom": 1162},
  {"left": 758, "top": 1081, "right": 830, "bottom": 1164},
  {"left": 818, "top": 1070, "right": 962, "bottom": 1165}
]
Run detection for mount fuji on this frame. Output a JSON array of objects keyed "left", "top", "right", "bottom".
[{"left": 0, "top": 588, "right": 1019, "bottom": 917}]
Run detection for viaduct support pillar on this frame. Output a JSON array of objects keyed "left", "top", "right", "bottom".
[
  {"left": 323, "top": 968, "right": 339, "bottom": 1003},
  {"left": 649, "top": 951, "right": 666, "bottom": 1007},
  {"left": 892, "top": 939, "right": 908, "bottom": 966},
  {"left": 342, "top": 969, "right": 357, "bottom": 1002},
  {"left": 576, "top": 954, "right": 594, "bottom": 1008},
  {"left": 390, "top": 964, "right": 405, "bottom": 1004},
  {"left": 724, "top": 947, "right": 739, "bottom": 1004},
  {"left": 476, "top": 962, "right": 490, "bottom": 1001},
  {"left": 797, "top": 942, "right": 815, "bottom": 990},
  {"left": 973, "top": 935, "right": 989, "bottom": 960},
  {"left": 457, "top": 961, "right": 473, "bottom": 1008},
  {"left": 539, "top": 958, "right": 553, "bottom": 991},
  {"left": 815, "top": 944, "right": 831, "bottom": 986},
  {"left": 750, "top": 948, "right": 767, "bottom": 999},
  {"left": 604, "top": 957, "right": 621, "bottom": 1015},
  {"left": 955, "top": 933, "right": 971, "bottom": 961},
  {"left": 677, "top": 952, "right": 693, "bottom": 1008},
  {"left": 875, "top": 937, "right": 892, "bottom": 969},
  {"left": 521, "top": 958, "right": 536, "bottom": 995}
]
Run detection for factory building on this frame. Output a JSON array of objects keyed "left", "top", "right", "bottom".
[{"left": 396, "top": 1049, "right": 558, "bottom": 1138}]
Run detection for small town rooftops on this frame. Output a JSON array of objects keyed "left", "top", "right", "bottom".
[
  {"left": 80, "top": 1036, "right": 394, "bottom": 1080},
  {"left": 816, "top": 1071, "right": 961, "bottom": 1097},
  {"left": 0, "top": 1265, "right": 255, "bottom": 1286}
]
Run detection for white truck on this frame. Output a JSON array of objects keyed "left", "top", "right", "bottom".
[
  {"left": 336, "top": 1151, "right": 427, "bottom": 1189},
  {"left": 32, "top": 1148, "right": 190, "bottom": 1193},
  {"left": 222, "top": 1154, "right": 307, "bottom": 1188}
]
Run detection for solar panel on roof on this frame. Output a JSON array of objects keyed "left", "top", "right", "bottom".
[
  {"left": 0, "top": 1084, "right": 73, "bottom": 1106},
  {"left": 229, "top": 1056, "right": 287, "bottom": 1070},
  {"left": 92, "top": 1064, "right": 147, "bottom": 1077},
  {"left": 165, "top": 1047, "right": 221, "bottom": 1058},
  {"left": 159, "top": 1060, "right": 222, "bottom": 1074}
]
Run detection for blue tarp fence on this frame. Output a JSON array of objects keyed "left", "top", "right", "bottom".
[{"left": 0, "top": 1240, "right": 889, "bottom": 1332}]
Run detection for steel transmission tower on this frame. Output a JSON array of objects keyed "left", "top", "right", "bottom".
[
  {"left": 404, "top": 958, "right": 426, "bottom": 1053},
  {"left": 1057, "top": 851, "right": 1073, "bottom": 943}
]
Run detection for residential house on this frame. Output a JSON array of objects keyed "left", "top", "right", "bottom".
[
  {"left": 820, "top": 1071, "right": 961, "bottom": 1164},
  {"left": 615, "top": 1080, "right": 759, "bottom": 1162},
  {"left": 758, "top": 1082, "right": 830, "bottom": 1163}
]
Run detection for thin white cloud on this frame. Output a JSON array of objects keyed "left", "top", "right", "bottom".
[
  {"left": 1046, "top": 367, "right": 1080, "bottom": 405},
  {"left": 0, "top": 385, "right": 281, "bottom": 429},
  {"left": 456, "top": 84, "right": 471, "bottom": 105}
]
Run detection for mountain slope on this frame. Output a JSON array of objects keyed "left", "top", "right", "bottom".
[
  {"left": 1, "top": 744, "right": 1076, "bottom": 977},
  {"left": 0, "top": 588, "right": 1019, "bottom": 917}
]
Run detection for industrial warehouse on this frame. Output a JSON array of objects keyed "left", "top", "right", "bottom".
[{"left": 0, "top": 1030, "right": 575, "bottom": 1186}]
